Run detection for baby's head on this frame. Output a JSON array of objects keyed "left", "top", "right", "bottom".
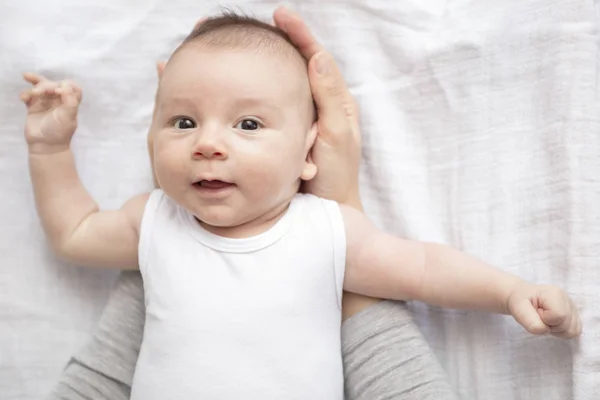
[{"left": 152, "top": 13, "right": 317, "bottom": 235}]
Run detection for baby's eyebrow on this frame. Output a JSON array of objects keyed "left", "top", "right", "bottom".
[
  {"left": 231, "top": 96, "right": 279, "bottom": 111},
  {"left": 156, "top": 95, "right": 284, "bottom": 122},
  {"left": 158, "top": 96, "right": 195, "bottom": 110}
]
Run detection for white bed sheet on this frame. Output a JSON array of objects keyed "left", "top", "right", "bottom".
[{"left": 1, "top": 0, "right": 599, "bottom": 399}]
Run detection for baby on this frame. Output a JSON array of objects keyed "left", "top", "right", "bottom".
[{"left": 21, "top": 13, "right": 581, "bottom": 400}]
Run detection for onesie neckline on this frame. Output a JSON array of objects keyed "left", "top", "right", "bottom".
[{"left": 180, "top": 195, "right": 303, "bottom": 253}]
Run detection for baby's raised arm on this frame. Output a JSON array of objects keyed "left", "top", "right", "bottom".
[
  {"left": 21, "top": 73, "right": 146, "bottom": 269},
  {"left": 341, "top": 205, "right": 582, "bottom": 338}
]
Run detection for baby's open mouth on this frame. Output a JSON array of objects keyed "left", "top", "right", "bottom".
[{"left": 194, "top": 180, "right": 234, "bottom": 190}]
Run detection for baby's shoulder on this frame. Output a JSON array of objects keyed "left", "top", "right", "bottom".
[
  {"left": 122, "top": 191, "right": 152, "bottom": 233},
  {"left": 290, "top": 193, "right": 343, "bottom": 229}
]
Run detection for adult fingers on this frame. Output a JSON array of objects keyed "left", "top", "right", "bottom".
[
  {"left": 273, "top": 6, "right": 323, "bottom": 60},
  {"left": 308, "top": 52, "right": 359, "bottom": 146},
  {"left": 193, "top": 17, "right": 207, "bottom": 31},
  {"left": 157, "top": 62, "right": 167, "bottom": 78}
]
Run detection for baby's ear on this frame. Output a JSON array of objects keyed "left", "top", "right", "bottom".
[{"left": 301, "top": 122, "right": 318, "bottom": 181}]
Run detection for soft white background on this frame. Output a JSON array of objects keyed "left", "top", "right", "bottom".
[{"left": 1, "top": 0, "right": 599, "bottom": 399}]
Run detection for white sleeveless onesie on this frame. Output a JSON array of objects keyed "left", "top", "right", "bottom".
[{"left": 130, "top": 190, "right": 346, "bottom": 399}]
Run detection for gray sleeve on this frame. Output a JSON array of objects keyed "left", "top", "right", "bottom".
[
  {"left": 47, "top": 271, "right": 146, "bottom": 400},
  {"left": 342, "top": 301, "right": 459, "bottom": 400}
]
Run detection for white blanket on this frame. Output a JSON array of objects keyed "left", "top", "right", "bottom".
[{"left": 1, "top": 1, "right": 598, "bottom": 399}]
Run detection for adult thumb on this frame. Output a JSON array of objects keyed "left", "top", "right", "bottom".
[{"left": 308, "top": 52, "right": 352, "bottom": 146}]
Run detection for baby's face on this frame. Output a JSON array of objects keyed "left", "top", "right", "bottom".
[{"left": 153, "top": 45, "right": 316, "bottom": 234}]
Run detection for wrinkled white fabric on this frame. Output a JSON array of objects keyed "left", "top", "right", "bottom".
[{"left": 1, "top": 1, "right": 598, "bottom": 399}]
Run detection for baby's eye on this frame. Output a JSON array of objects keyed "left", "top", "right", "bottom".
[
  {"left": 235, "top": 119, "right": 261, "bottom": 131},
  {"left": 172, "top": 117, "right": 196, "bottom": 130}
]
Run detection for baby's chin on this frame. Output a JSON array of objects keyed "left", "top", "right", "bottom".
[
  {"left": 194, "top": 213, "right": 237, "bottom": 228},
  {"left": 194, "top": 213, "right": 257, "bottom": 238}
]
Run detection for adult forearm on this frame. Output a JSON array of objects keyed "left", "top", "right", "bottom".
[
  {"left": 46, "top": 272, "right": 144, "bottom": 399},
  {"left": 28, "top": 148, "right": 98, "bottom": 250},
  {"left": 342, "top": 301, "right": 458, "bottom": 400},
  {"left": 47, "top": 360, "right": 130, "bottom": 400}
]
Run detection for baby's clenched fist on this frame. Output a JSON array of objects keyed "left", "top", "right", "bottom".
[
  {"left": 507, "top": 283, "right": 582, "bottom": 338},
  {"left": 20, "top": 73, "right": 82, "bottom": 154}
]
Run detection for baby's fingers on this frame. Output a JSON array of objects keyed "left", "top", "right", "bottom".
[
  {"left": 550, "top": 312, "right": 581, "bottom": 339},
  {"left": 57, "top": 80, "right": 80, "bottom": 102},
  {"left": 510, "top": 298, "right": 550, "bottom": 335},
  {"left": 549, "top": 300, "right": 582, "bottom": 338},
  {"left": 19, "top": 89, "right": 32, "bottom": 104},
  {"left": 537, "top": 286, "right": 570, "bottom": 328},
  {"left": 31, "top": 80, "right": 60, "bottom": 96},
  {"left": 64, "top": 80, "right": 83, "bottom": 103},
  {"left": 21, "top": 81, "right": 60, "bottom": 110},
  {"left": 55, "top": 81, "right": 81, "bottom": 121},
  {"left": 23, "top": 72, "right": 47, "bottom": 85}
]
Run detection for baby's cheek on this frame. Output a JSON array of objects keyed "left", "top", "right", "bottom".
[
  {"left": 147, "top": 129, "right": 155, "bottom": 155},
  {"left": 146, "top": 130, "right": 159, "bottom": 187},
  {"left": 154, "top": 156, "right": 182, "bottom": 186},
  {"left": 243, "top": 162, "right": 277, "bottom": 186},
  {"left": 152, "top": 169, "right": 160, "bottom": 189}
]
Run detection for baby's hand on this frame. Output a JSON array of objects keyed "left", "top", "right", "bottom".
[
  {"left": 20, "top": 73, "right": 82, "bottom": 153},
  {"left": 507, "top": 283, "right": 581, "bottom": 338}
]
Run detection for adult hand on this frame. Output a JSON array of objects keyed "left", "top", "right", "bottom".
[{"left": 273, "top": 7, "right": 363, "bottom": 210}]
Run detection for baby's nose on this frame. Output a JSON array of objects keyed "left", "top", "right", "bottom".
[
  {"left": 191, "top": 138, "right": 227, "bottom": 160},
  {"left": 193, "top": 148, "right": 226, "bottom": 159}
]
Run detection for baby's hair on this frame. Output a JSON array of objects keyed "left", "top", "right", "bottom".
[
  {"left": 170, "top": 10, "right": 316, "bottom": 121},
  {"left": 178, "top": 10, "right": 305, "bottom": 65}
]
